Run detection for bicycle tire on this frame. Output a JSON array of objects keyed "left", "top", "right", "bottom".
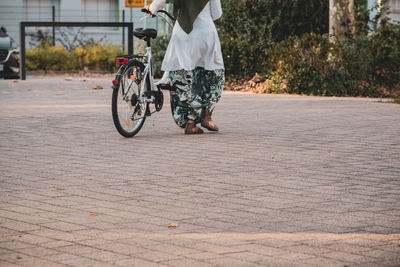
[{"left": 112, "top": 61, "right": 148, "bottom": 137}]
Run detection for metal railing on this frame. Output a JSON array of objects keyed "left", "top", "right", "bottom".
[{"left": 19, "top": 21, "right": 134, "bottom": 80}]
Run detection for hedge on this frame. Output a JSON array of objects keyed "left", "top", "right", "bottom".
[
  {"left": 26, "top": 43, "right": 122, "bottom": 72},
  {"left": 26, "top": 0, "right": 400, "bottom": 97},
  {"left": 216, "top": 0, "right": 329, "bottom": 77}
]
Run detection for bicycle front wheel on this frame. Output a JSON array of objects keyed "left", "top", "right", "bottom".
[{"left": 112, "top": 61, "right": 148, "bottom": 137}]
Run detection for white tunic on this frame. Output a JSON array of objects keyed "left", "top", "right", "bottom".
[{"left": 149, "top": 0, "right": 224, "bottom": 71}]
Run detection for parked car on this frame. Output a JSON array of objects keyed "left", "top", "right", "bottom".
[{"left": 0, "top": 26, "right": 20, "bottom": 79}]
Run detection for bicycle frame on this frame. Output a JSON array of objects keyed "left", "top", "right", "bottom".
[
  {"left": 113, "top": 49, "right": 156, "bottom": 103},
  {"left": 142, "top": 46, "right": 156, "bottom": 94},
  {"left": 113, "top": 8, "right": 175, "bottom": 95},
  {"left": 111, "top": 9, "right": 177, "bottom": 137}
]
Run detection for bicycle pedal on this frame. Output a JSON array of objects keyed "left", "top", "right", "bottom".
[{"left": 157, "top": 83, "right": 172, "bottom": 91}]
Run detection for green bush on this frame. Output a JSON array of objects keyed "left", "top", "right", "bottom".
[
  {"left": 217, "top": 0, "right": 329, "bottom": 77},
  {"left": 262, "top": 23, "right": 400, "bottom": 97},
  {"left": 26, "top": 43, "right": 122, "bottom": 72},
  {"left": 369, "top": 19, "right": 400, "bottom": 91},
  {"left": 266, "top": 33, "right": 366, "bottom": 96},
  {"left": 26, "top": 45, "right": 71, "bottom": 71},
  {"left": 26, "top": 34, "right": 171, "bottom": 78},
  {"left": 223, "top": 0, "right": 400, "bottom": 97}
]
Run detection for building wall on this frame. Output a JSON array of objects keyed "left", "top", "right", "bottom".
[
  {"left": 2, "top": 0, "right": 397, "bottom": 50},
  {"left": 368, "top": 0, "right": 400, "bottom": 22},
  {"left": 0, "top": 0, "right": 164, "bottom": 48},
  {"left": 388, "top": 0, "right": 400, "bottom": 22}
]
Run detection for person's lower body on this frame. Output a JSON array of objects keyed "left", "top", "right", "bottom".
[{"left": 168, "top": 67, "right": 225, "bottom": 134}]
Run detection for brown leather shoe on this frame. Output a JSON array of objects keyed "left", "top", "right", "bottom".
[
  {"left": 185, "top": 120, "right": 204, "bottom": 134},
  {"left": 201, "top": 108, "right": 219, "bottom": 131}
]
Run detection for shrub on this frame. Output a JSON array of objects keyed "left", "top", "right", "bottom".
[
  {"left": 369, "top": 19, "right": 400, "bottom": 92},
  {"left": 26, "top": 43, "right": 122, "bottom": 72},
  {"left": 224, "top": 0, "right": 400, "bottom": 97},
  {"left": 266, "top": 33, "right": 367, "bottom": 96},
  {"left": 217, "top": 0, "right": 329, "bottom": 77},
  {"left": 242, "top": 25, "right": 399, "bottom": 97},
  {"left": 26, "top": 45, "right": 71, "bottom": 71}
]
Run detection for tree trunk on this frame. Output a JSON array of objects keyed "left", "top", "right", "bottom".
[{"left": 329, "top": 0, "right": 355, "bottom": 39}]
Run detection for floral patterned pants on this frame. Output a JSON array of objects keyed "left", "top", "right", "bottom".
[{"left": 169, "top": 67, "right": 225, "bottom": 128}]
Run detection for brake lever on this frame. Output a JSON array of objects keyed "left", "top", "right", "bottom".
[{"left": 141, "top": 8, "right": 156, "bottom": 18}]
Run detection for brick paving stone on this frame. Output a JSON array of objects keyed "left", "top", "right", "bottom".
[
  {"left": 0, "top": 240, "right": 35, "bottom": 250},
  {"left": 163, "top": 258, "right": 215, "bottom": 267},
  {"left": 204, "top": 257, "right": 258, "bottom": 266},
  {"left": 221, "top": 251, "right": 275, "bottom": 262},
  {"left": 59, "top": 256, "right": 112, "bottom": 267},
  {"left": 322, "top": 251, "right": 379, "bottom": 263},
  {"left": 183, "top": 252, "right": 220, "bottom": 261},
  {"left": 115, "top": 257, "right": 169, "bottom": 267},
  {"left": 295, "top": 256, "right": 350, "bottom": 267},
  {"left": 0, "top": 77, "right": 399, "bottom": 266}
]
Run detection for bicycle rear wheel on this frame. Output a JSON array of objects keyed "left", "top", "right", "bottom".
[{"left": 112, "top": 61, "right": 148, "bottom": 137}]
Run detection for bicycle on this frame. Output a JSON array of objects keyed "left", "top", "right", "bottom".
[{"left": 111, "top": 9, "right": 176, "bottom": 138}]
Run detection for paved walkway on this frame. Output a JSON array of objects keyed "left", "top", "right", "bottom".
[{"left": 0, "top": 77, "right": 399, "bottom": 267}]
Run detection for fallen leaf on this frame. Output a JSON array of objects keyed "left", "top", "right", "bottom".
[
  {"left": 89, "top": 213, "right": 97, "bottom": 217},
  {"left": 65, "top": 78, "right": 72, "bottom": 81},
  {"left": 168, "top": 224, "right": 179, "bottom": 229},
  {"left": 13, "top": 80, "right": 19, "bottom": 83},
  {"left": 92, "top": 85, "right": 103, "bottom": 90},
  {"left": 56, "top": 92, "right": 63, "bottom": 96},
  {"left": 323, "top": 166, "right": 329, "bottom": 168}
]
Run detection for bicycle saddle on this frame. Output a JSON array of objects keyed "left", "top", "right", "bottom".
[{"left": 133, "top": 28, "right": 157, "bottom": 40}]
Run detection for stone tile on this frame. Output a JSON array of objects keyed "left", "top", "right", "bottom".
[
  {"left": 322, "top": 251, "right": 377, "bottom": 264},
  {"left": 0, "top": 240, "right": 35, "bottom": 250},
  {"left": 204, "top": 257, "right": 257, "bottom": 266},
  {"left": 85, "top": 250, "right": 130, "bottom": 263},
  {"left": 184, "top": 252, "right": 221, "bottom": 261},
  {"left": 222, "top": 251, "right": 272, "bottom": 262},
  {"left": 0, "top": 77, "right": 399, "bottom": 266},
  {"left": 59, "top": 256, "right": 111, "bottom": 267},
  {"left": 0, "top": 221, "right": 43, "bottom": 232},
  {"left": 41, "top": 221, "right": 88, "bottom": 231},
  {"left": 295, "top": 256, "right": 349, "bottom": 267},
  {"left": 132, "top": 249, "right": 181, "bottom": 262},
  {"left": 162, "top": 258, "right": 214, "bottom": 267},
  {"left": 115, "top": 257, "right": 168, "bottom": 267}
]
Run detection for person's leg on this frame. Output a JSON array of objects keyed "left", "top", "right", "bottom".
[
  {"left": 199, "top": 68, "right": 225, "bottom": 131},
  {"left": 169, "top": 69, "right": 203, "bottom": 134}
]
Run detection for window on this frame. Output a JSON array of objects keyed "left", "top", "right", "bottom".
[
  {"left": 23, "top": 0, "right": 60, "bottom": 21},
  {"left": 82, "top": 0, "right": 118, "bottom": 22}
]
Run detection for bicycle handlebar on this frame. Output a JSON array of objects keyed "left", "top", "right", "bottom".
[
  {"left": 141, "top": 8, "right": 176, "bottom": 21},
  {"left": 156, "top": 10, "right": 176, "bottom": 22},
  {"left": 141, "top": 8, "right": 156, "bottom": 18}
]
